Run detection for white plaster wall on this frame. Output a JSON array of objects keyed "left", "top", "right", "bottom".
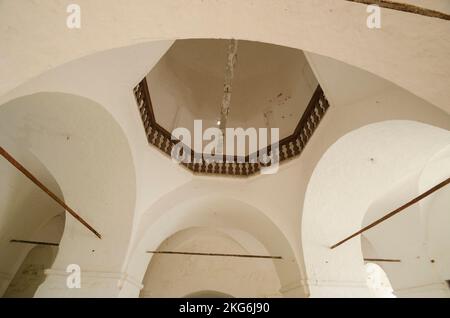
[
  {"left": 0, "top": 42, "right": 193, "bottom": 296},
  {"left": 0, "top": 41, "right": 191, "bottom": 220},
  {"left": 417, "top": 147, "right": 450, "bottom": 296}
]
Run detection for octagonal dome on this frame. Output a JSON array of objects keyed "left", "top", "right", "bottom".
[{"left": 145, "top": 39, "right": 319, "bottom": 155}]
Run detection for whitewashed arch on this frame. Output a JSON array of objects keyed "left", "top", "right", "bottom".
[
  {"left": 302, "top": 120, "right": 450, "bottom": 297},
  {"left": 0, "top": 92, "right": 137, "bottom": 297},
  {"left": 359, "top": 146, "right": 450, "bottom": 297},
  {"left": 1, "top": 1, "right": 449, "bottom": 114},
  {"left": 0, "top": 143, "right": 65, "bottom": 297},
  {"left": 122, "top": 194, "right": 306, "bottom": 297},
  {"left": 140, "top": 227, "right": 281, "bottom": 298}
]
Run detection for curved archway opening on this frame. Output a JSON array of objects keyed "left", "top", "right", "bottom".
[
  {"left": 139, "top": 227, "right": 281, "bottom": 298},
  {"left": 0, "top": 91, "right": 137, "bottom": 297},
  {"left": 302, "top": 120, "right": 450, "bottom": 297},
  {"left": 0, "top": 144, "right": 66, "bottom": 298},
  {"left": 125, "top": 194, "right": 306, "bottom": 298}
]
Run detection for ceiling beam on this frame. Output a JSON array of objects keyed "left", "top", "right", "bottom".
[
  {"left": 364, "top": 258, "right": 401, "bottom": 263},
  {"left": 10, "top": 239, "right": 59, "bottom": 247},
  {"left": 331, "top": 177, "right": 450, "bottom": 249},
  {"left": 147, "top": 250, "right": 282, "bottom": 260},
  {"left": 344, "top": 0, "right": 450, "bottom": 20},
  {"left": 1, "top": 146, "right": 101, "bottom": 239}
]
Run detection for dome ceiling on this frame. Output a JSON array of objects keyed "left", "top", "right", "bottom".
[
  {"left": 146, "top": 39, "right": 318, "bottom": 141},
  {"left": 134, "top": 39, "right": 330, "bottom": 176}
]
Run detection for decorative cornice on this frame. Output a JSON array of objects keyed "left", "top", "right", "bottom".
[{"left": 134, "top": 77, "right": 330, "bottom": 176}]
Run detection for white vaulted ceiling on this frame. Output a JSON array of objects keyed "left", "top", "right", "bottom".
[
  {"left": 1, "top": 0, "right": 449, "bottom": 115},
  {"left": 147, "top": 39, "right": 318, "bottom": 140}
]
